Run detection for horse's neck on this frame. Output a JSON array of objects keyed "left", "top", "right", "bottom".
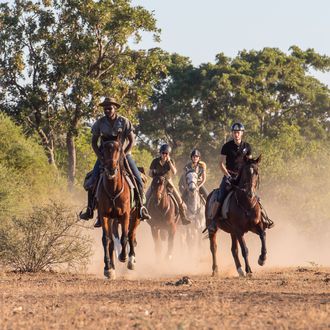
[{"left": 159, "top": 189, "right": 170, "bottom": 210}]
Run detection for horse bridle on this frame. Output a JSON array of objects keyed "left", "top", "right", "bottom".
[{"left": 234, "top": 163, "right": 259, "bottom": 214}]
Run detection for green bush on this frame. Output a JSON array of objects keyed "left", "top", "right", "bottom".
[{"left": 0, "top": 201, "right": 92, "bottom": 272}]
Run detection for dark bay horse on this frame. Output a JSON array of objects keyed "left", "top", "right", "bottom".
[
  {"left": 97, "top": 140, "right": 140, "bottom": 279},
  {"left": 205, "top": 155, "right": 267, "bottom": 277},
  {"left": 147, "top": 176, "right": 180, "bottom": 259}
]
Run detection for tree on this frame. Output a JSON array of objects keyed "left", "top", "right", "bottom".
[
  {"left": 0, "top": 0, "right": 168, "bottom": 187},
  {"left": 139, "top": 47, "right": 330, "bottom": 162}
]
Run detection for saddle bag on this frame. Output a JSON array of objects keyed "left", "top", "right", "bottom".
[{"left": 83, "top": 170, "right": 95, "bottom": 191}]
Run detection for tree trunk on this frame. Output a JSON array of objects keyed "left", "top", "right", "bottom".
[{"left": 66, "top": 131, "right": 76, "bottom": 190}]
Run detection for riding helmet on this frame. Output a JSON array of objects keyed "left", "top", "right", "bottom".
[
  {"left": 159, "top": 144, "right": 172, "bottom": 154},
  {"left": 231, "top": 122, "right": 245, "bottom": 131},
  {"left": 191, "top": 149, "right": 201, "bottom": 158}
]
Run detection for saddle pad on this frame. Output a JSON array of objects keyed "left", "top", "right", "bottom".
[
  {"left": 206, "top": 189, "right": 218, "bottom": 220},
  {"left": 221, "top": 191, "right": 234, "bottom": 219}
]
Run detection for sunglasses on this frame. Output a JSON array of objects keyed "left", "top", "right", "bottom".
[{"left": 161, "top": 152, "right": 168, "bottom": 155}]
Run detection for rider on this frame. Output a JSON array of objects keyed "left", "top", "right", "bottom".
[
  {"left": 207, "top": 122, "right": 274, "bottom": 233},
  {"left": 207, "top": 122, "right": 252, "bottom": 233},
  {"left": 79, "top": 96, "right": 151, "bottom": 226},
  {"left": 146, "top": 144, "right": 191, "bottom": 225},
  {"left": 182, "top": 149, "right": 208, "bottom": 201}
]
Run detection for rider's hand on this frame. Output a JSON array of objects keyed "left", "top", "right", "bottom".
[{"left": 225, "top": 174, "right": 233, "bottom": 184}]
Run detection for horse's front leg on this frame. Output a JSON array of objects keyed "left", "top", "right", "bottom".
[
  {"left": 237, "top": 235, "right": 252, "bottom": 276},
  {"left": 166, "top": 223, "right": 176, "bottom": 261},
  {"left": 209, "top": 229, "right": 218, "bottom": 276},
  {"left": 256, "top": 225, "right": 267, "bottom": 266},
  {"left": 102, "top": 217, "right": 116, "bottom": 279},
  {"left": 230, "top": 234, "right": 244, "bottom": 277},
  {"left": 151, "top": 226, "right": 161, "bottom": 258},
  {"left": 118, "top": 212, "right": 129, "bottom": 263},
  {"left": 128, "top": 211, "right": 140, "bottom": 270}
]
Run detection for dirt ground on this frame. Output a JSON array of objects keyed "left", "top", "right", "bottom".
[{"left": 0, "top": 265, "right": 329, "bottom": 330}]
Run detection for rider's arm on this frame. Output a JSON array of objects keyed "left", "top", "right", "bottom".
[
  {"left": 92, "top": 135, "right": 103, "bottom": 162},
  {"left": 219, "top": 154, "right": 230, "bottom": 177},
  {"left": 168, "top": 159, "right": 177, "bottom": 175},
  {"left": 199, "top": 171, "right": 206, "bottom": 188},
  {"left": 148, "top": 159, "right": 157, "bottom": 177},
  {"left": 124, "top": 131, "right": 134, "bottom": 154}
]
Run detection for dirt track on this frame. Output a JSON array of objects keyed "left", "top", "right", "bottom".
[{"left": 1, "top": 267, "right": 329, "bottom": 329}]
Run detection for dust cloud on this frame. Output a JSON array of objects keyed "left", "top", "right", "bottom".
[{"left": 82, "top": 158, "right": 329, "bottom": 278}]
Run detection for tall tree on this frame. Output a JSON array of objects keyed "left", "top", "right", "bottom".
[{"left": 0, "top": 0, "right": 168, "bottom": 186}]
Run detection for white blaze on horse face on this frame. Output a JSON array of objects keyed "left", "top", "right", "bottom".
[{"left": 186, "top": 171, "right": 198, "bottom": 191}]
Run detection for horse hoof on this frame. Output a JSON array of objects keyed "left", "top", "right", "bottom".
[
  {"left": 104, "top": 269, "right": 116, "bottom": 280},
  {"left": 212, "top": 270, "right": 218, "bottom": 277},
  {"left": 237, "top": 267, "right": 245, "bottom": 277},
  {"left": 127, "top": 256, "right": 136, "bottom": 270},
  {"left": 118, "top": 254, "right": 127, "bottom": 263},
  {"left": 258, "top": 256, "right": 266, "bottom": 266},
  {"left": 246, "top": 272, "right": 253, "bottom": 278}
]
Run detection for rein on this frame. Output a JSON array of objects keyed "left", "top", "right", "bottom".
[{"left": 102, "top": 171, "right": 125, "bottom": 207}]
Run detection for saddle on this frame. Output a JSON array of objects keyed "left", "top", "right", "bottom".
[{"left": 206, "top": 189, "right": 233, "bottom": 220}]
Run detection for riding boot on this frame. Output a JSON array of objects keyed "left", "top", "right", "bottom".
[
  {"left": 137, "top": 186, "right": 151, "bottom": 221},
  {"left": 261, "top": 210, "right": 274, "bottom": 229},
  {"left": 179, "top": 202, "right": 191, "bottom": 225},
  {"left": 94, "top": 217, "right": 101, "bottom": 228},
  {"left": 79, "top": 190, "right": 94, "bottom": 220}
]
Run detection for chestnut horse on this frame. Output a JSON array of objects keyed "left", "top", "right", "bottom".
[
  {"left": 205, "top": 155, "right": 267, "bottom": 277},
  {"left": 97, "top": 140, "right": 140, "bottom": 279},
  {"left": 147, "top": 176, "right": 179, "bottom": 259}
]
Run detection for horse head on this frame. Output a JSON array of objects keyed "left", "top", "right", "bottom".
[
  {"left": 185, "top": 170, "right": 199, "bottom": 192},
  {"left": 237, "top": 155, "right": 261, "bottom": 199},
  {"left": 102, "top": 139, "right": 123, "bottom": 179},
  {"left": 151, "top": 176, "right": 167, "bottom": 205}
]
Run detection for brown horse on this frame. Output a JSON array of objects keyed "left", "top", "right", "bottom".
[
  {"left": 147, "top": 176, "right": 180, "bottom": 260},
  {"left": 97, "top": 140, "right": 140, "bottom": 279},
  {"left": 205, "top": 155, "right": 267, "bottom": 277}
]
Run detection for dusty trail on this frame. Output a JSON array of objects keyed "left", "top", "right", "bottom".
[{"left": 1, "top": 267, "right": 329, "bottom": 329}]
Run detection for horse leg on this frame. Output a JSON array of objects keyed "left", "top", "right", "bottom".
[
  {"left": 151, "top": 226, "right": 161, "bottom": 258},
  {"left": 102, "top": 218, "right": 116, "bottom": 279},
  {"left": 128, "top": 213, "right": 139, "bottom": 270},
  {"left": 209, "top": 230, "right": 218, "bottom": 276},
  {"left": 230, "top": 234, "right": 244, "bottom": 277},
  {"left": 118, "top": 213, "right": 129, "bottom": 263},
  {"left": 256, "top": 225, "right": 267, "bottom": 266},
  {"left": 237, "top": 235, "right": 252, "bottom": 276},
  {"left": 166, "top": 223, "right": 176, "bottom": 261}
]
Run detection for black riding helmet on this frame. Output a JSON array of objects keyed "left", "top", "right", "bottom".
[
  {"left": 231, "top": 122, "right": 245, "bottom": 131},
  {"left": 191, "top": 149, "right": 201, "bottom": 158},
  {"left": 159, "top": 144, "right": 172, "bottom": 154}
]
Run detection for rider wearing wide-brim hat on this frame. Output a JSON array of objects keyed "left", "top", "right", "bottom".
[
  {"left": 181, "top": 149, "right": 208, "bottom": 202},
  {"left": 79, "top": 96, "right": 151, "bottom": 226},
  {"left": 146, "top": 143, "right": 191, "bottom": 225}
]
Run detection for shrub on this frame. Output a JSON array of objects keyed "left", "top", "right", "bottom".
[{"left": 0, "top": 201, "right": 92, "bottom": 272}]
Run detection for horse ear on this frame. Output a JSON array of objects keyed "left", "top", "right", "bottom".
[{"left": 255, "top": 154, "right": 262, "bottom": 164}]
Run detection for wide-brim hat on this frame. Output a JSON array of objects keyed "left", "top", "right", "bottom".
[{"left": 99, "top": 97, "right": 121, "bottom": 108}]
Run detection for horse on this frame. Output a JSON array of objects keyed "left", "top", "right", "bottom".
[
  {"left": 96, "top": 139, "right": 140, "bottom": 279},
  {"left": 147, "top": 176, "right": 180, "bottom": 260},
  {"left": 180, "top": 170, "right": 205, "bottom": 248},
  {"left": 205, "top": 155, "right": 267, "bottom": 277}
]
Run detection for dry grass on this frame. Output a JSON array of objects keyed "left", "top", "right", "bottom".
[{"left": 0, "top": 267, "right": 329, "bottom": 329}]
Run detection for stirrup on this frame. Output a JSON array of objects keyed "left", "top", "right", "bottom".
[{"left": 140, "top": 206, "right": 151, "bottom": 221}]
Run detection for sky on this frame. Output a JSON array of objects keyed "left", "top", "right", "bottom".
[{"left": 131, "top": 0, "right": 330, "bottom": 86}]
